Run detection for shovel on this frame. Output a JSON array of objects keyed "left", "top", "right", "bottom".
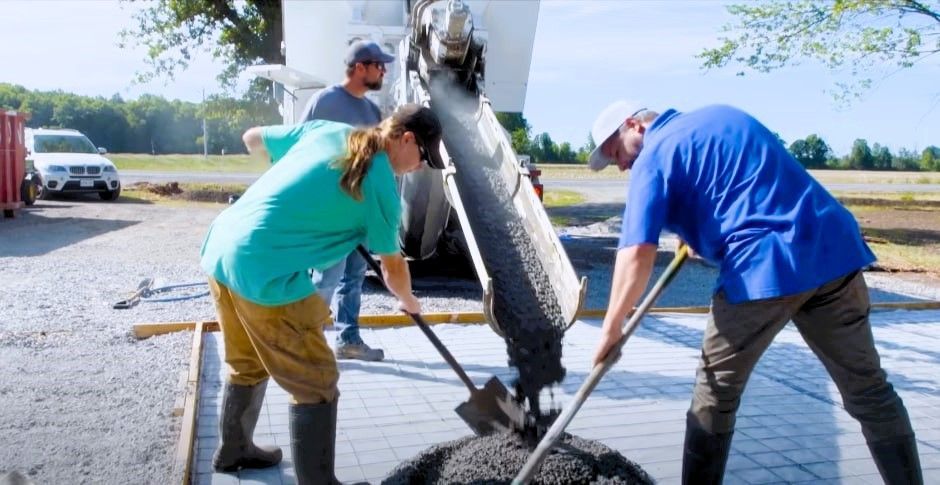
[
  {"left": 512, "top": 244, "right": 690, "bottom": 484},
  {"left": 112, "top": 277, "right": 155, "bottom": 310},
  {"left": 355, "top": 246, "right": 526, "bottom": 435}
]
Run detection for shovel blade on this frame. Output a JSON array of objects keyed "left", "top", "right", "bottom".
[{"left": 455, "top": 376, "right": 526, "bottom": 435}]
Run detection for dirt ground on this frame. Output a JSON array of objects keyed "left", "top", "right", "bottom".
[
  {"left": 127, "top": 181, "right": 240, "bottom": 204},
  {"left": 844, "top": 197, "right": 940, "bottom": 280}
]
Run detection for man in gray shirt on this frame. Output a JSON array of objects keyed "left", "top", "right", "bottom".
[{"left": 302, "top": 40, "right": 394, "bottom": 362}]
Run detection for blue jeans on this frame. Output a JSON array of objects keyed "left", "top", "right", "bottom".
[{"left": 313, "top": 250, "right": 367, "bottom": 346}]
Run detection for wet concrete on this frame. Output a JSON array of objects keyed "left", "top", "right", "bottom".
[
  {"left": 428, "top": 80, "right": 566, "bottom": 416},
  {"left": 382, "top": 431, "right": 654, "bottom": 484}
]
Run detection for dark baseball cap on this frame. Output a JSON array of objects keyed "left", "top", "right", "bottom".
[
  {"left": 392, "top": 104, "right": 445, "bottom": 169},
  {"left": 345, "top": 40, "right": 395, "bottom": 66}
]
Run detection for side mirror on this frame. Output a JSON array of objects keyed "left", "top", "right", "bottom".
[{"left": 97, "top": 147, "right": 108, "bottom": 154}]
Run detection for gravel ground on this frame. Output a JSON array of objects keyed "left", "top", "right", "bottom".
[{"left": 1, "top": 195, "right": 938, "bottom": 484}]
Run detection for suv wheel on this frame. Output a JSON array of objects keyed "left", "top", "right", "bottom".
[
  {"left": 36, "top": 179, "right": 52, "bottom": 200},
  {"left": 99, "top": 187, "right": 121, "bottom": 201},
  {"left": 20, "top": 177, "right": 40, "bottom": 206}
]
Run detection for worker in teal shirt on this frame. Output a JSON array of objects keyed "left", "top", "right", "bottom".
[
  {"left": 200, "top": 104, "right": 444, "bottom": 484},
  {"left": 589, "top": 102, "right": 921, "bottom": 485}
]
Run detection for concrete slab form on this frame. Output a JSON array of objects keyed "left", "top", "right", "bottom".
[{"left": 171, "top": 308, "right": 940, "bottom": 484}]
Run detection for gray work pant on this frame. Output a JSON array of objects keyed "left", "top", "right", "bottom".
[{"left": 690, "top": 270, "right": 915, "bottom": 444}]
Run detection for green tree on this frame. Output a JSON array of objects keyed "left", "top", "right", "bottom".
[
  {"left": 20, "top": 95, "right": 55, "bottom": 128},
  {"left": 0, "top": 83, "right": 30, "bottom": 111},
  {"left": 496, "top": 112, "right": 533, "bottom": 155},
  {"left": 699, "top": 1, "right": 940, "bottom": 99},
  {"left": 119, "top": 0, "right": 283, "bottom": 89},
  {"left": 922, "top": 146, "right": 940, "bottom": 171},
  {"left": 871, "top": 143, "right": 894, "bottom": 170},
  {"left": 574, "top": 133, "right": 595, "bottom": 164},
  {"left": 495, "top": 112, "right": 531, "bottom": 135},
  {"left": 509, "top": 129, "right": 531, "bottom": 155},
  {"left": 789, "top": 133, "right": 831, "bottom": 168},
  {"left": 532, "top": 132, "right": 558, "bottom": 162},
  {"left": 848, "top": 138, "right": 875, "bottom": 169},
  {"left": 895, "top": 147, "right": 922, "bottom": 170},
  {"left": 557, "top": 142, "right": 574, "bottom": 162},
  {"left": 124, "top": 95, "right": 177, "bottom": 153},
  {"left": 203, "top": 94, "right": 280, "bottom": 154}
]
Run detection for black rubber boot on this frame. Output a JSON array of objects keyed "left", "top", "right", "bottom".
[
  {"left": 291, "top": 399, "right": 340, "bottom": 485},
  {"left": 212, "top": 380, "right": 283, "bottom": 472},
  {"left": 681, "top": 413, "right": 734, "bottom": 485},
  {"left": 867, "top": 435, "right": 924, "bottom": 485}
]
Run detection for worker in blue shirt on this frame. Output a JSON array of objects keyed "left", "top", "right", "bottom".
[{"left": 589, "top": 102, "right": 922, "bottom": 485}]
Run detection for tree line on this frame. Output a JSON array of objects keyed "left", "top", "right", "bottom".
[
  {"left": 499, "top": 112, "right": 940, "bottom": 171},
  {"left": 785, "top": 134, "right": 939, "bottom": 172},
  {"left": 0, "top": 83, "right": 278, "bottom": 155},
  {"left": 2, "top": 82, "right": 937, "bottom": 171}
]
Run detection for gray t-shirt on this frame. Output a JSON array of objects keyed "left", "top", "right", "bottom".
[{"left": 300, "top": 84, "right": 382, "bottom": 126}]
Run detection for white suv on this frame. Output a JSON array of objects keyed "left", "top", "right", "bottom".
[{"left": 25, "top": 128, "right": 121, "bottom": 201}]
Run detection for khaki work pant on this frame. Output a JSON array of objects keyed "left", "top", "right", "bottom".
[
  {"left": 690, "top": 270, "right": 915, "bottom": 443},
  {"left": 208, "top": 278, "right": 339, "bottom": 405}
]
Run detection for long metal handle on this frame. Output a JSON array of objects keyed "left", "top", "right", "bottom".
[
  {"left": 512, "top": 245, "right": 689, "bottom": 485},
  {"left": 355, "top": 246, "right": 479, "bottom": 394}
]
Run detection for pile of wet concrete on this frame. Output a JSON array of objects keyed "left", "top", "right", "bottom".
[{"left": 382, "top": 431, "right": 653, "bottom": 484}]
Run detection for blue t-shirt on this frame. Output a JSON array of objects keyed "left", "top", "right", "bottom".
[
  {"left": 300, "top": 84, "right": 381, "bottom": 126},
  {"left": 619, "top": 105, "right": 875, "bottom": 303},
  {"left": 199, "top": 120, "right": 402, "bottom": 306}
]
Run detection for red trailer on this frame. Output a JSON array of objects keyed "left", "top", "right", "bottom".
[{"left": 1, "top": 111, "right": 29, "bottom": 218}]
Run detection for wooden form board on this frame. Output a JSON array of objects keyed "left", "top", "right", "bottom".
[
  {"left": 173, "top": 322, "right": 205, "bottom": 485},
  {"left": 134, "top": 301, "right": 940, "bottom": 340}
]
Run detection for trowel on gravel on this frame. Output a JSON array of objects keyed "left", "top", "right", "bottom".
[
  {"left": 512, "top": 244, "right": 690, "bottom": 484},
  {"left": 356, "top": 246, "right": 526, "bottom": 435}
]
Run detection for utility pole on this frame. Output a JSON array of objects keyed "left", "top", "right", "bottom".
[{"left": 202, "top": 89, "right": 208, "bottom": 158}]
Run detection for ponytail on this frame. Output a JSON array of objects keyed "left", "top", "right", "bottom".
[{"left": 337, "top": 117, "right": 406, "bottom": 200}]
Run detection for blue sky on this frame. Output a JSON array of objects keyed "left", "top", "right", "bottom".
[{"left": 1, "top": 0, "right": 937, "bottom": 155}]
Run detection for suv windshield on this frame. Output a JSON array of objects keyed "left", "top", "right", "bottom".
[{"left": 32, "top": 134, "right": 97, "bottom": 154}]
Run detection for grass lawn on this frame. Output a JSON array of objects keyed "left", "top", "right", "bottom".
[
  {"left": 541, "top": 189, "right": 586, "bottom": 226},
  {"left": 111, "top": 153, "right": 269, "bottom": 172}
]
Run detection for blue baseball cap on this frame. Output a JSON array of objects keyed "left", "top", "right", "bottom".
[{"left": 345, "top": 40, "right": 395, "bottom": 66}]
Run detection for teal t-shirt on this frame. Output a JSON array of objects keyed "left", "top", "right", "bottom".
[{"left": 200, "top": 120, "right": 401, "bottom": 306}]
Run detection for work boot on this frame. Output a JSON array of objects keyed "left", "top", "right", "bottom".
[
  {"left": 681, "top": 413, "right": 734, "bottom": 485},
  {"left": 291, "top": 399, "right": 340, "bottom": 485},
  {"left": 867, "top": 435, "right": 924, "bottom": 485},
  {"left": 335, "top": 341, "right": 384, "bottom": 361},
  {"left": 213, "top": 380, "right": 283, "bottom": 472}
]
